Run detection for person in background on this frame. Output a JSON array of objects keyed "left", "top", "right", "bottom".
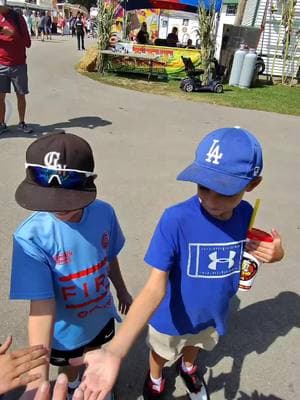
[
  {"left": 186, "top": 38, "right": 195, "bottom": 49},
  {"left": 22, "top": 9, "right": 32, "bottom": 36},
  {"left": 75, "top": 13, "right": 85, "bottom": 50},
  {"left": 44, "top": 11, "right": 51, "bottom": 40},
  {"left": 69, "top": 13, "right": 76, "bottom": 37},
  {"left": 167, "top": 26, "right": 178, "bottom": 47},
  {"left": 38, "top": 11, "right": 45, "bottom": 41},
  {"left": 31, "top": 11, "right": 38, "bottom": 38},
  {"left": 57, "top": 14, "right": 66, "bottom": 36},
  {"left": 0, "top": 1, "right": 33, "bottom": 134},
  {"left": 136, "top": 21, "right": 149, "bottom": 45}
]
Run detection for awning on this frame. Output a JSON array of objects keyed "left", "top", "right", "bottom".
[
  {"left": 121, "top": 0, "right": 223, "bottom": 13},
  {"left": 7, "top": 0, "right": 53, "bottom": 10},
  {"left": 223, "top": 0, "right": 238, "bottom": 4}
]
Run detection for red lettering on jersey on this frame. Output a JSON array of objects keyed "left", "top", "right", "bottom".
[
  {"left": 65, "top": 290, "right": 108, "bottom": 309},
  {"left": 59, "top": 257, "right": 108, "bottom": 282},
  {"left": 53, "top": 251, "right": 72, "bottom": 266},
  {"left": 62, "top": 285, "right": 76, "bottom": 301},
  {"left": 77, "top": 297, "right": 112, "bottom": 319},
  {"left": 95, "top": 274, "right": 105, "bottom": 292},
  {"left": 83, "top": 282, "right": 89, "bottom": 297}
]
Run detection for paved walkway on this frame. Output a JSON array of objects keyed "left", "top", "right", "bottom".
[{"left": 0, "top": 35, "right": 299, "bottom": 400}]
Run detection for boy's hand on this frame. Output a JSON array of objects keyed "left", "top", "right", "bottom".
[
  {"left": 245, "top": 229, "right": 284, "bottom": 263},
  {"left": 70, "top": 348, "right": 122, "bottom": 400},
  {"left": 0, "top": 336, "right": 48, "bottom": 395},
  {"left": 117, "top": 289, "right": 133, "bottom": 315}
]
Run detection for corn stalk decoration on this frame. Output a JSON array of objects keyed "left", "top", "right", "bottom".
[
  {"left": 97, "top": 0, "right": 119, "bottom": 73},
  {"left": 281, "top": 0, "right": 297, "bottom": 83},
  {"left": 197, "top": 0, "right": 217, "bottom": 85},
  {"left": 270, "top": 0, "right": 297, "bottom": 83}
]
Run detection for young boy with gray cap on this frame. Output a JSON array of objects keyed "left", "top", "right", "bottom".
[
  {"left": 68, "top": 127, "right": 284, "bottom": 400},
  {"left": 9, "top": 131, "right": 132, "bottom": 400}
]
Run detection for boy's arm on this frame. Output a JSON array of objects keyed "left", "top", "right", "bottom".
[
  {"left": 246, "top": 228, "right": 284, "bottom": 263},
  {"left": 20, "top": 299, "right": 56, "bottom": 400},
  {"left": 70, "top": 267, "right": 169, "bottom": 400},
  {"left": 108, "top": 257, "right": 132, "bottom": 314}
]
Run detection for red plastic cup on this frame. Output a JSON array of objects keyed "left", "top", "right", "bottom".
[{"left": 239, "top": 228, "right": 273, "bottom": 291}]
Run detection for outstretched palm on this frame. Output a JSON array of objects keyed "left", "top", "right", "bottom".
[{"left": 70, "top": 348, "right": 122, "bottom": 400}]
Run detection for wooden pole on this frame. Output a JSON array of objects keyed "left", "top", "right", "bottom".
[{"left": 234, "top": 0, "right": 247, "bottom": 26}]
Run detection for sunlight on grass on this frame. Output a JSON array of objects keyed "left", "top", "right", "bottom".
[{"left": 80, "top": 71, "right": 300, "bottom": 116}]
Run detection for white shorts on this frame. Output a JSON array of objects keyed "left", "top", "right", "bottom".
[{"left": 147, "top": 325, "right": 219, "bottom": 361}]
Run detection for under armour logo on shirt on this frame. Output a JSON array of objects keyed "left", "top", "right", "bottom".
[
  {"left": 208, "top": 250, "right": 236, "bottom": 270},
  {"left": 186, "top": 241, "right": 243, "bottom": 278},
  {"left": 44, "top": 152, "right": 66, "bottom": 169},
  {"left": 205, "top": 140, "right": 223, "bottom": 165}
]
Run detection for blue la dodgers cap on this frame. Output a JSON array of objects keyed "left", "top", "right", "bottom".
[{"left": 177, "top": 127, "right": 263, "bottom": 196}]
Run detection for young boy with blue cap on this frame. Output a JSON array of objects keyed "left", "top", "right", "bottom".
[{"left": 68, "top": 127, "right": 284, "bottom": 400}]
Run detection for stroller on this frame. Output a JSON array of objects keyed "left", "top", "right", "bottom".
[{"left": 180, "top": 57, "right": 224, "bottom": 94}]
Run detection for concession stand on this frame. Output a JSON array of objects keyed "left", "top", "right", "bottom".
[{"left": 102, "top": 0, "right": 215, "bottom": 79}]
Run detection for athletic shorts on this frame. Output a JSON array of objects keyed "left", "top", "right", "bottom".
[
  {"left": 50, "top": 318, "right": 115, "bottom": 366},
  {"left": 147, "top": 325, "right": 219, "bottom": 361},
  {"left": 0, "top": 64, "right": 29, "bottom": 95}
]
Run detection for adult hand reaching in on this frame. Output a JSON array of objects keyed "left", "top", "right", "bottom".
[
  {"left": 33, "top": 374, "right": 83, "bottom": 400},
  {"left": 0, "top": 336, "right": 48, "bottom": 395}
]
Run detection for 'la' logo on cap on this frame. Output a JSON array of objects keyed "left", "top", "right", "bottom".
[{"left": 205, "top": 140, "right": 223, "bottom": 165}]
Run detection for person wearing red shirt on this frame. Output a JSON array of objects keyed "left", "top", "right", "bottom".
[{"left": 0, "top": 1, "right": 32, "bottom": 134}]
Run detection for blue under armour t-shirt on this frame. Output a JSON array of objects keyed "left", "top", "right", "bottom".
[
  {"left": 144, "top": 195, "right": 253, "bottom": 336},
  {"left": 10, "top": 200, "right": 125, "bottom": 351}
]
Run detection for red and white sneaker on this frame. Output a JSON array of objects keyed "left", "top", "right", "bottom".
[
  {"left": 178, "top": 359, "right": 210, "bottom": 400},
  {"left": 142, "top": 372, "right": 166, "bottom": 400}
]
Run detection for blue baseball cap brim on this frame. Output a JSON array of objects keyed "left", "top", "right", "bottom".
[{"left": 177, "top": 162, "right": 253, "bottom": 196}]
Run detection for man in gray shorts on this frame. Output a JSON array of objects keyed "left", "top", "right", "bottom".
[{"left": 0, "top": 1, "right": 32, "bottom": 134}]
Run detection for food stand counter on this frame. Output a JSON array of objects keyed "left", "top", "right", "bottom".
[{"left": 104, "top": 42, "right": 202, "bottom": 79}]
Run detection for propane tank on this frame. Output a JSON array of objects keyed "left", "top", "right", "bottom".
[
  {"left": 229, "top": 44, "right": 247, "bottom": 86},
  {"left": 239, "top": 48, "right": 258, "bottom": 88}
]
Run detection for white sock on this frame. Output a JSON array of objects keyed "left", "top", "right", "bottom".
[
  {"left": 68, "top": 374, "right": 80, "bottom": 389},
  {"left": 181, "top": 358, "right": 194, "bottom": 373},
  {"left": 150, "top": 374, "right": 163, "bottom": 391}
]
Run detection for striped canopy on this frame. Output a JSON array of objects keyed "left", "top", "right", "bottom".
[{"left": 120, "top": 0, "right": 223, "bottom": 12}]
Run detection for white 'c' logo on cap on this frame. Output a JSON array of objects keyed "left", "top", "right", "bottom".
[
  {"left": 44, "top": 152, "right": 66, "bottom": 169},
  {"left": 205, "top": 140, "right": 223, "bottom": 165}
]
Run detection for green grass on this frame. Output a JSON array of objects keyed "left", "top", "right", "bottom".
[{"left": 80, "top": 70, "right": 300, "bottom": 116}]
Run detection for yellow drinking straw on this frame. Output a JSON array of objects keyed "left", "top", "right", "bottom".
[{"left": 249, "top": 198, "right": 261, "bottom": 230}]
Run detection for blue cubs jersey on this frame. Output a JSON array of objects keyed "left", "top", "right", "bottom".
[
  {"left": 10, "top": 200, "right": 125, "bottom": 351},
  {"left": 144, "top": 196, "right": 253, "bottom": 336}
]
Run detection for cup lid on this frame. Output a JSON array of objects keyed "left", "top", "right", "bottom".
[{"left": 247, "top": 228, "right": 273, "bottom": 242}]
